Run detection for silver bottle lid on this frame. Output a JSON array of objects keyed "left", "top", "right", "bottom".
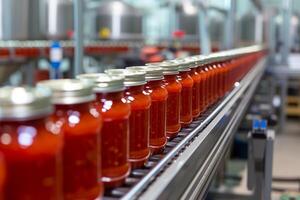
[
  {"left": 105, "top": 69, "right": 146, "bottom": 86},
  {"left": 170, "top": 59, "right": 191, "bottom": 72},
  {"left": 145, "top": 62, "right": 163, "bottom": 66},
  {"left": 191, "top": 55, "right": 211, "bottom": 66},
  {"left": 77, "top": 73, "right": 125, "bottom": 93},
  {"left": 126, "top": 66, "right": 164, "bottom": 81},
  {"left": 38, "top": 79, "right": 95, "bottom": 105},
  {"left": 0, "top": 86, "right": 53, "bottom": 120},
  {"left": 147, "top": 61, "right": 179, "bottom": 75},
  {"left": 184, "top": 57, "right": 199, "bottom": 68}
]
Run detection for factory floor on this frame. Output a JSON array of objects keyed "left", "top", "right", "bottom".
[
  {"left": 272, "top": 119, "right": 300, "bottom": 199},
  {"left": 210, "top": 119, "right": 300, "bottom": 200}
]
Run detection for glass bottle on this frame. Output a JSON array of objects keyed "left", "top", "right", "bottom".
[
  {"left": 127, "top": 66, "right": 168, "bottom": 154},
  {"left": 0, "top": 153, "right": 5, "bottom": 200},
  {"left": 0, "top": 86, "right": 63, "bottom": 200},
  {"left": 197, "top": 64, "right": 209, "bottom": 113},
  {"left": 78, "top": 73, "right": 130, "bottom": 188},
  {"left": 105, "top": 69, "right": 151, "bottom": 168},
  {"left": 38, "top": 79, "right": 103, "bottom": 200},
  {"left": 188, "top": 59, "right": 201, "bottom": 118},
  {"left": 176, "top": 60, "right": 194, "bottom": 126},
  {"left": 158, "top": 62, "right": 182, "bottom": 139}
]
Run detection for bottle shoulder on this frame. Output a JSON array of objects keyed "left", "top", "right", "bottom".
[
  {"left": 53, "top": 109, "right": 102, "bottom": 135},
  {"left": 0, "top": 119, "right": 63, "bottom": 156},
  {"left": 164, "top": 79, "right": 182, "bottom": 93},
  {"left": 178, "top": 75, "right": 194, "bottom": 87},
  {"left": 125, "top": 92, "right": 151, "bottom": 110},
  {"left": 94, "top": 99, "right": 131, "bottom": 120}
]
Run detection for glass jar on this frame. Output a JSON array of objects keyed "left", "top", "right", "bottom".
[
  {"left": 127, "top": 66, "right": 168, "bottom": 154},
  {"left": 204, "top": 64, "right": 214, "bottom": 106},
  {"left": 219, "top": 62, "right": 228, "bottom": 97},
  {"left": 0, "top": 86, "right": 63, "bottom": 200},
  {"left": 176, "top": 60, "right": 194, "bottom": 126},
  {"left": 188, "top": 59, "right": 201, "bottom": 118},
  {"left": 197, "top": 63, "right": 209, "bottom": 113},
  {"left": 38, "top": 79, "right": 103, "bottom": 200},
  {"left": 0, "top": 153, "right": 5, "bottom": 200},
  {"left": 78, "top": 73, "right": 130, "bottom": 188},
  {"left": 158, "top": 62, "right": 182, "bottom": 139},
  {"left": 213, "top": 63, "right": 220, "bottom": 100},
  {"left": 225, "top": 60, "right": 231, "bottom": 93},
  {"left": 211, "top": 62, "right": 222, "bottom": 100},
  {"left": 212, "top": 63, "right": 219, "bottom": 102},
  {"left": 105, "top": 69, "right": 151, "bottom": 168}
]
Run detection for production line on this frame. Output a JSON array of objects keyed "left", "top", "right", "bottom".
[
  {"left": 0, "top": 45, "right": 267, "bottom": 200},
  {"left": 2, "top": 0, "right": 300, "bottom": 199}
]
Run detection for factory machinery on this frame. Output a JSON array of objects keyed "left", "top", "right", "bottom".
[
  {"left": 0, "top": 44, "right": 270, "bottom": 200},
  {"left": 0, "top": 1, "right": 290, "bottom": 199},
  {"left": 98, "top": 45, "right": 270, "bottom": 200}
]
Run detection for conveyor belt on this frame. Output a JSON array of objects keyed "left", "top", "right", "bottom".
[{"left": 101, "top": 57, "right": 266, "bottom": 200}]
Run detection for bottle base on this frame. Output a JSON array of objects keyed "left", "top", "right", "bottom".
[
  {"left": 166, "top": 124, "right": 181, "bottom": 139},
  {"left": 150, "top": 137, "right": 168, "bottom": 155},
  {"left": 64, "top": 185, "right": 102, "bottom": 200},
  {"left": 180, "top": 116, "right": 193, "bottom": 127},
  {"left": 150, "top": 145, "right": 165, "bottom": 154},
  {"left": 167, "top": 131, "right": 179, "bottom": 139},
  {"left": 129, "top": 150, "right": 151, "bottom": 169},
  {"left": 192, "top": 111, "right": 201, "bottom": 119},
  {"left": 102, "top": 164, "right": 131, "bottom": 189}
]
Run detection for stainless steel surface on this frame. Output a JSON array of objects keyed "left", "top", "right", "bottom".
[
  {"left": 0, "top": 40, "right": 142, "bottom": 48},
  {"left": 239, "top": 11, "right": 263, "bottom": 45},
  {"left": 0, "top": 64, "right": 23, "bottom": 84},
  {"left": 199, "top": 45, "right": 264, "bottom": 64},
  {"left": 280, "top": 0, "right": 292, "bottom": 65},
  {"left": 176, "top": 4, "right": 224, "bottom": 46},
  {"left": 0, "top": 40, "right": 202, "bottom": 49},
  {"left": 239, "top": 13, "right": 256, "bottom": 43},
  {"left": 198, "top": 8, "right": 211, "bottom": 54},
  {"left": 252, "top": 0, "right": 264, "bottom": 11},
  {"left": 177, "top": 12, "right": 199, "bottom": 41},
  {"left": 87, "top": 0, "right": 143, "bottom": 40},
  {"left": 39, "top": 0, "right": 74, "bottom": 40},
  {"left": 182, "top": 61, "right": 266, "bottom": 200},
  {"left": 74, "top": 0, "right": 83, "bottom": 77},
  {"left": 224, "top": 0, "right": 237, "bottom": 49},
  {"left": 0, "top": 86, "right": 53, "bottom": 120},
  {"left": 38, "top": 79, "right": 95, "bottom": 105},
  {"left": 208, "top": 11, "right": 225, "bottom": 45},
  {"left": 247, "top": 129, "right": 274, "bottom": 200},
  {"left": 0, "top": 0, "right": 74, "bottom": 41},
  {"left": 269, "top": 64, "right": 300, "bottom": 133},
  {"left": 0, "top": 0, "right": 42, "bottom": 40}
]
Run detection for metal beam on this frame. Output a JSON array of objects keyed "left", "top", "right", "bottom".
[
  {"left": 224, "top": 0, "right": 237, "bottom": 49},
  {"left": 74, "top": 0, "right": 84, "bottom": 77},
  {"left": 280, "top": 0, "right": 292, "bottom": 65},
  {"left": 198, "top": 7, "right": 211, "bottom": 55}
]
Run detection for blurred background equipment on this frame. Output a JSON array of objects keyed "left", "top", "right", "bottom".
[{"left": 1, "top": 0, "right": 300, "bottom": 200}]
